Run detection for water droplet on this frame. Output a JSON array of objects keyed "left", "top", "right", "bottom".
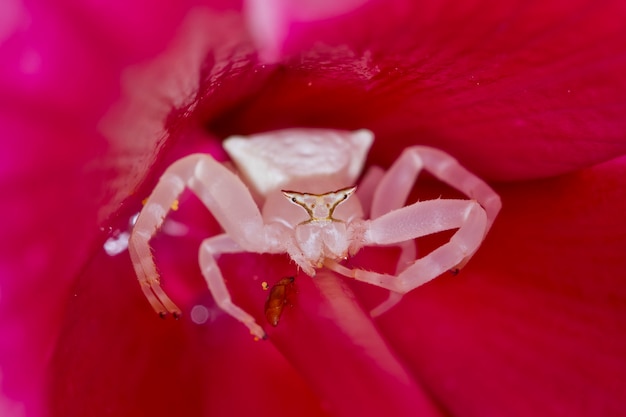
[
  {"left": 190, "top": 305, "right": 209, "bottom": 324},
  {"left": 103, "top": 231, "right": 130, "bottom": 256}
]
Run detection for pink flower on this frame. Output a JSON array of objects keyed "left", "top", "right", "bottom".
[{"left": 1, "top": 1, "right": 625, "bottom": 416}]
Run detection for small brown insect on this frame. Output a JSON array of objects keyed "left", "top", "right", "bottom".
[{"left": 264, "top": 277, "right": 296, "bottom": 327}]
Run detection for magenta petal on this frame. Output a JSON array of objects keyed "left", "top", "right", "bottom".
[
  {"left": 49, "top": 233, "right": 329, "bottom": 417},
  {"left": 245, "top": 0, "right": 369, "bottom": 61},
  {"left": 0, "top": 6, "right": 252, "bottom": 417},
  {"left": 243, "top": 0, "right": 626, "bottom": 180},
  {"left": 268, "top": 271, "right": 443, "bottom": 417},
  {"left": 376, "top": 155, "right": 626, "bottom": 417},
  {"left": 52, "top": 245, "right": 444, "bottom": 417}
]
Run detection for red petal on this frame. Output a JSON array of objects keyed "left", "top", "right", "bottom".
[
  {"left": 245, "top": 0, "right": 369, "bottom": 61},
  {"left": 0, "top": 6, "right": 251, "bottom": 416},
  {"left": 240, "top": 0, "right": 626, "bottom": 181},
  {"left": 48, "top": 239, "right": 331, "bottom": 417},
  {"left": 50, "top": 239, "right": 444, "bottom": 416},
  {"left": 266, "top": 271, "right": 443, "bottom": 417},
  {"left": 376, "top": 155, "right": 626, "bottom": 417}
]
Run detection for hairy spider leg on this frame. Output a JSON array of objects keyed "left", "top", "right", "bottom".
[
  {"left": 129, "top": 153, "right": 286, "bottom": 336},
  {"left": 327, "top": 146, "right": 500, "bottom": 312},
  {"left": 326, "top": 199, "right": 488, "bottom": 293},
  {"left": 371, "top": 146, "right": 501, "bottom": 233},
  {"left": 375, "top": 146, "right": 501, "bottom": 272},
  {"left": 129, "top": 173, "right": 186, "bottom": 317},
  {"left": 354, "top": 165, "right": 416, "bottom": 316}
]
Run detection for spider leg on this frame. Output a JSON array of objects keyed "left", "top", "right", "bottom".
[
  {"left": 338, "top": 169, "right": 402, "bottom": 314},
  {"left": 366, "top": 237, "right": 416, "bottom": 317},
  {"left": 199, "top": 234, "right": 266, "bottom": 339},
  {"left": 350, "top": 165, "right": 414, "bottom": 316},
  {"left": 355, "top": 165, "right": 384, "bottom": 218},
  {"left": 328, "top": 198, "right": 488, "bottom": 293},
  {"left": 356, "top": 162, "right": 416, "bottom": 276},
  {"left": 129, "top": 171, "right": 187, "bottom": 318},
  {"left": 372, "top": 146, "right": 501, "bottom": 231},
  {"left": 129, "top": 153, "right": 280, "bottom": 336},
  {"left": 359, "top": 146, "right": 500, "bottom": 315},
  {"left": 357, "top": 158, "right": 418, "bottom": 316}
]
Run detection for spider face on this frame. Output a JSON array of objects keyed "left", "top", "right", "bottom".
[
  {"left": 282, "top": 187, "right": 356, "bottom": 222},
  {"left": 278, "top": 187, "right": 359, "bottom": 269}
]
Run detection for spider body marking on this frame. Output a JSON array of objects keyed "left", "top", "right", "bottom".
[{"left": 129, "top": 128, "right": 501, "bottom": 339}]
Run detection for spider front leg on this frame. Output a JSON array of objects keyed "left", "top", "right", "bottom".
[
  {"left": 356, "top": 166, "right": 416, "bottom": 316},
  {"left": 129, "top": 169, "right": 187, "bottom": 318},
  {"left": 129, "top": 153, "right": 281, "bottom": 337},
  {"left": 328, "top": 198, "right": 488, "bottom": 294},
  {"left": 371, "top": 145, "right": 501, "bottom": 233},
  {"left": 329, "top": 146, "right": 501, "bottom": 316},
  {"left": 363, "top": 146, "right": 500, "bottom": 314}
]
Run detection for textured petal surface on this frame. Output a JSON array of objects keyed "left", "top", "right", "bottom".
[
  {"left": 50, "top": 237, "right": 443, "bottom": 417},
  {"left": 374, "top": 155, "right": 626, "bottom": 417},
  {"left": 0, "top": 2, "right": 240, "bottom": 416},
  {"left": 245, "top": 0, "right": 369, "bottom": 60},
  {"left": 242, "top": 0, "right": 626, "bottom": 181}
]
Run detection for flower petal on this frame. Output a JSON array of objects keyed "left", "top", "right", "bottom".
[
  {"left": 245, "top": 0, "right": 369, "bottom": 61},
  {"left": 49, "top": 236, "right": 444, "bottom": 417},
  {"left": 0, "top": 5, "right": 253, "bottom": 416},
  {"left": 375, "top": 155, "right": 626, "bottom": 417},
  {"left": 266, "top": 271, "right": 443, "bottom": 417},
  {"left": 241, "top": 0, "right": 626, "bottom": 181}
]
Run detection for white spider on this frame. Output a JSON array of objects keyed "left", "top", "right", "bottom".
[{"left": 129, "top": 129, "right": 501, "bottom": 339}]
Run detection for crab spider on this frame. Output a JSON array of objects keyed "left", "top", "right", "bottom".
[{"left": 129, "top": 129, "right": 501, "bottom": 339}]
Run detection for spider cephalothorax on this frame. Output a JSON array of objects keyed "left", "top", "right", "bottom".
[{"left": 129, "top": 129, "right": 501, "bottom": 339}]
